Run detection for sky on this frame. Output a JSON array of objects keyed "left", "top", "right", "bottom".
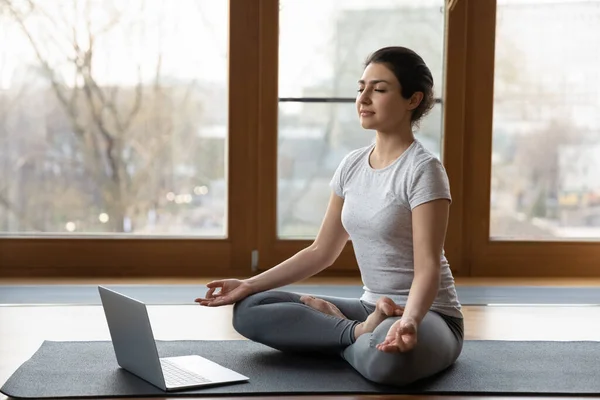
[
  {"left": 0, "top": 0, "right": 228, "bottom": 89},
  {"left": 0, "top": 0, "right": 442, "bottom": 93},
  {"left": 0, "top": 0, "right": 598, "bottom": 111}
]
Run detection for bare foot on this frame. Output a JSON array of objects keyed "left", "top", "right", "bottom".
[
  {"left": 354, "top": 297, "right": 404, "bottom": 340},
  {"left": 300, "top": 295, "right": 346, "bottom": 319}
]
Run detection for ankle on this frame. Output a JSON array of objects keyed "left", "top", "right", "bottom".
[{"left": 353, "top": 322, "right": 364, "bottom": 341}]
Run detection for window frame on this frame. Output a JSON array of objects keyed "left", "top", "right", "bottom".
[
  {"left": 256, "top": 0, "right": 468, "bottom": 276},
  {"left": 462, "top": 0, "right": 600, "bottom": 277},
  {"left": 255, "top": 0, "right": 358, "bottom": 273},
  {"left": 257, "top": 0, "right": 600, "bottom": 278},
  {"left": 3, "top": 0, "right": 598, "bottom": 279},
  {"left": 0, "top": 0, "right": 260, "bottom": 278}
]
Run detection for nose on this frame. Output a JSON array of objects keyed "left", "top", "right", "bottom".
[{"left": 357, "top": 89, "right": 371, "bottom": 104}]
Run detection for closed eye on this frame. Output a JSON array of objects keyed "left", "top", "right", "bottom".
[{"left": 357, "top": 88, "right": 386, "bottom": 93}]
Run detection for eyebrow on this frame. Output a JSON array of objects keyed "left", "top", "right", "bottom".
[{"left": 358, "top": 79, "right": 390, "bottom": 84}]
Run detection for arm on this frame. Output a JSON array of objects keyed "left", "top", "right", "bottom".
[
  {"left": 401, "top": 198, "right": 450, "bottom": 325},
  {"left": 244, "top": 191, "right": 349, "bottom": 293},
  {"left": 377, "top": 198, "right": 450, "bottom": 352}
]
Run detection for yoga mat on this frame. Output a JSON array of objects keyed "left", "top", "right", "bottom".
[
  {"left": 2, "top": 284, "right": 600, "bottom": 305},
  {"left": 2, "top": 339, "right": 600, "bottom": 398}
]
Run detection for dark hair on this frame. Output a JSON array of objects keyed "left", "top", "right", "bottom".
[{"left": 364, "top": 46, "right": 435, "bottom": 126}]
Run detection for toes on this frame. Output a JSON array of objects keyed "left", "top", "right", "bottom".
[
  {"left": 301, "top": 295, "right": 324, "bottom": 309},
  {"left": 376, "top": 297, "right": 398, "bottom": 316},
  {"left": 325, "top": 303, "right": 346, "bottom": 318},
  {"left": 376, "top": 297, "right": 405, "bottom": 317},
  {"left": 300, "top": 295, "right": 316, "bottom": 306},
  {"left": 379, "top": 303, "right": 393, "bottom": 316},
  {"left": 300, "top": 297, "right": 345, "bottom": 318}
]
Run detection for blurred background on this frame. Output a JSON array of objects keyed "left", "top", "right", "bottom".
[{"left": 0, "top": 0, "right": 598, "bottom": 242}]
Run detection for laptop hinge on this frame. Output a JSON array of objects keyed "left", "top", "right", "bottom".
[{"left": 251, "top": 250, "right": 259, "bottom": 272}]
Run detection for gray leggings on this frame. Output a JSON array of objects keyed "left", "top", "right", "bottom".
[{"left": 232, "top": 290, "right": 464, "bottom": 387}]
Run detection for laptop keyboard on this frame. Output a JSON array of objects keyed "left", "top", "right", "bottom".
[{"left": 160, "top": 359, "right": 212, "bottom": 386}]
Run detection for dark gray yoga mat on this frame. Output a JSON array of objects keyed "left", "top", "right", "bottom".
[
  {"left": 2, "top": 284, "right": 600, "bottom": 305},
  {"left": 2, "top": 339, "right": 600, "bottom": 398}
]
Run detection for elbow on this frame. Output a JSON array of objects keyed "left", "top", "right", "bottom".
[
  {"left": 414, "top": 259, "right": 441, "bottom": 282},
  {"left": 305, "top": 244, "right": 335, "bottom": 270}
]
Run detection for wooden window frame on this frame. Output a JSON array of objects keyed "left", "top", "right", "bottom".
[
  {"left": 462, "top": 0, "right": 600, "bottom": 277},
  {"left": 257, "top": 0, "right": 600, "bottom": 278},
  {"left": 255, "top": 0, "right": 357, "bottom": 275},
  {"left": 256, "top": 0, "right": 469, "bottom": 277},
  {"left": 0, "top": 0, "right": 260, "bottom": 278},
  {"left": 3, "top": 0, "right": 597, "bottom": 279}
]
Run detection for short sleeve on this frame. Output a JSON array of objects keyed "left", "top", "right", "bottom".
[
  {"left": 408, "top": 158, "right": 452, "bottom": 210},
  {"left": 329, "top": 154, "right": 350, "bottom": 199}
]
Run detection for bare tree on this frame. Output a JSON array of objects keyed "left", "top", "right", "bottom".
[
  {"left": 0, "top": 0, "right": 207, "bottom": 233},
  {"left": 0, "top": 81, "right": 45, "bottom": 231},
  {"left": 513, "top": 119, "right": 583, "bottom": 218}
]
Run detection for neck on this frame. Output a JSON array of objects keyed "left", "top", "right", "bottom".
[{"left": 373, "top": 125, "right": 415, "bottom": 163}]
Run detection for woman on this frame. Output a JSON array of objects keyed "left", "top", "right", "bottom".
[{"left": 195, "top": 46, "right": 464, "bottom": 387}]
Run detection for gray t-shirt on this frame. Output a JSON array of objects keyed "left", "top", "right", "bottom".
[{"left": 330, "top": 139, "right": 462, "bottom": 318}]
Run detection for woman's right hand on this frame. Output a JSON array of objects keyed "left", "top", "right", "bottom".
[{"left": 194, "top": 279, "right": 254, "bottom": 307}]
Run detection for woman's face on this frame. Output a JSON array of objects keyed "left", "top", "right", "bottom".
[{"left": 356, "top": 62, "right": 420, "bottom": 133}]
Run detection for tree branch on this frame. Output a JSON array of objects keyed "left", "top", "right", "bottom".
[
  {"left": 3, "top": 0, "right": 88, "bottom": 141},
  {"left": 0, "top": 194, "right": 45, "bottom": 231},
  {"left": 81, "top": 70, "right": 119, "bottom": 182},
  {"left": 123, "top": 65, "right": 144, "bottom": 133}
]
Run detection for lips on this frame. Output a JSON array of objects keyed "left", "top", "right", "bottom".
[{"left": 360, "top": 111, "right": 375, "bottom": 117}]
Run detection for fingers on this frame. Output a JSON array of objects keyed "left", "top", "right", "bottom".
[
  {"left": 196, "top": 282, "right": 225, "bottom": 303},
  {"left": 396, "top": 331, "right": 410, "bottom": 352},
  {"left": 194, "top": 290, "right": 216, "bottom": 303},
  {"left": 195, "top": 297, "right": 230, "bottom": 307},
  {"left": 394, "top": 324, "right": 417, "bottom": 351},
  {"left": 196, "top": 291, "right": 238, "bottom": 306},
  {"left": 403, "top": 334, "right": 417, "bottom": 348},
  {"left": 377, "top": 338, "right": 394, "bottom": 348},
  {"left": 195, "top": 289, "right": 228, "bottom": 305},
  {"left": 377, "top": 342, "right": 412, "bottom": 353},
  {"left": 377, "top": 344, "right": 401, "bottom": 353},
  {"left": 376, "top": 339, "right": 402, "bottom": 353},
  {"left": 376, "top": 329, "right": 400, "bottom": 352},
  {"left": 377, "top": 329, "right": 417, "bottom": 353}
]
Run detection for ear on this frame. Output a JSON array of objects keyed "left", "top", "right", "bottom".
[{"left": 407, "top": 92, "right": 424, "bottom": 111}]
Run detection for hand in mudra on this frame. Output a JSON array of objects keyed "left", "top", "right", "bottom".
[
  {"left": 194, "top": 279, "right": 253, "bottom": 307},
  {"left": 376, "top": 317, "right": 418, "bottom": 353}
]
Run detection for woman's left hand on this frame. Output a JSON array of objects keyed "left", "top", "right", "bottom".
[{"left": 376, "top": 317, "right": 418, "bottom": 353}]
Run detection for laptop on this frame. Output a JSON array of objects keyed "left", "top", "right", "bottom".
[{"left": 98, "top": 285, "right": 249, "bottom": 391}]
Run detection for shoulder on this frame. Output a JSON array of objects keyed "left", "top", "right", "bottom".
[
  {"left": 406, "top": 140, "right": 448, "bottom": 179},
  {"left": 330, "top": 144, "right": 373, "bottom": 197},
  {"left": 336, "top": 144, "right": 373, "bottom": 173},
  {"left": 405, "top": 141, "right": 451, "bottom": 208},
  {"left": 343, "top": 144, "right": 373, "bottom": 164}
]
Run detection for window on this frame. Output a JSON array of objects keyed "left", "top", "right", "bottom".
[
  {"left": 276, "top": 0, "right": 447, "bottom": 239},
  {"left": 251, "top": 0, "right": 450, "bottom": 272},
  {"left": 0, "top": 0, "right": 228, "bottom": 237},
  {"left": 5, "top": 0, "right": 597, "bottom": 278},
  {"left": 490, "top": 0, "right": 600, "bottom": 241},
  {"left": 462, "top": 0, "right": 600, "bottom": 277},
  {"left": 0, "top": 0, "right": 253, "bottom": 276}
]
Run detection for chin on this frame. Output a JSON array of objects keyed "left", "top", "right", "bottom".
[{"left": 360, "top": 121, "right": 378, "bottom": 130}]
